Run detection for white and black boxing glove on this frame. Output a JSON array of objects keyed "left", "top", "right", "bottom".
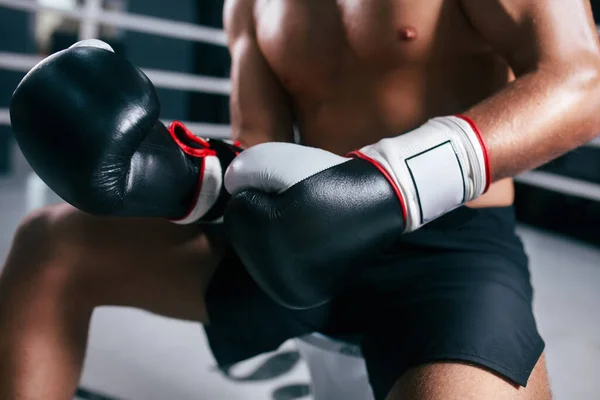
[{"left": 224, "top": 115, "right": 490, "bottom": 309}]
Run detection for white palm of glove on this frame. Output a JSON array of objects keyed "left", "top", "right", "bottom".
[{"left": 224, "top": 142, "right": 350, "bottom": 195}]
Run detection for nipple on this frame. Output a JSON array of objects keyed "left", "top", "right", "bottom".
[{"left": 398, "top": 26, "right": 418, "bottom": 41}]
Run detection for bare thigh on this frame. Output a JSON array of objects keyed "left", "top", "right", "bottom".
[
  {"left": 2, "top": 203, "right": 225, "bottom": 322},
  {"left": 386, "top": 353, "right": 552, "bottom": 400}
]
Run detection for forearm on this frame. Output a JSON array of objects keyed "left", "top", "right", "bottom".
[
  {"left": 354, "top": 58, "right": 600, "bottom": 231},
  {"left": 464, "top": 59, "right": 600, "bottom": 181}
]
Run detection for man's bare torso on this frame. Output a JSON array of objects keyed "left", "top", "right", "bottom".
[{"left": 253, "top": 0, "right": 515, "bottom": 207}]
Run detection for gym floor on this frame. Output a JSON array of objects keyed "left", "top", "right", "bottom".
[{"left": 1, "top": 151, "right": 599, "bottom": 400}]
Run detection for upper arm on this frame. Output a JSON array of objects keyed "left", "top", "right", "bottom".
[
  {"left": 224, "top": 0, "right": 294, "bottom": 148},
  {"left": 460, "top": 0, "right": 600, "bottom": 75}
]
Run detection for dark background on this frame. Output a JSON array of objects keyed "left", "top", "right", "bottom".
[{"left": 1, "top": 0, "right": 600, "bottom": 246}]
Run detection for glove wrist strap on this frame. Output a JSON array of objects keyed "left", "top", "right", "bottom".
[
  {"left": 168, "top": 121, "right": 241, "bottom": 225},
  {"left": 351, "top": 115, "right": 490, "bottom": 232}
]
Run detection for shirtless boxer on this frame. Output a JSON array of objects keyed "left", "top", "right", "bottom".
[{"left": 3, "top": 0, "right": 600, "bottom": 398}]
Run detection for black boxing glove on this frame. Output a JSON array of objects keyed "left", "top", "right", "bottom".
[
  {"left": 224, "top": 116, "right": 490, "bottom": 309},
  {"left": 10, "top": 39, "right": 241, "bottom": 223}
]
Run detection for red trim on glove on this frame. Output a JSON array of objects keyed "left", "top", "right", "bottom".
[
  {"left": 348, "top": 150, "right": 408, "bottom": 226},
  {"left": 168, "top": 121, "right": 216, "bottom": 158},
  {"left": 167, "top": 121, "right": 211, "bottom": 223},
  {"left": 455, "top": 115, "right": 492, "bottom": 193}
]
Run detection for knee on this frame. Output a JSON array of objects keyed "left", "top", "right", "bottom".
[
  {"left": 7, "top": 204, "right": 93, "bottom": 287},
  {"left": 11, "top": 205, "right": 61, "bottom": 259}
]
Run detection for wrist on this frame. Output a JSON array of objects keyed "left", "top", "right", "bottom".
[{"left": 350, "top": 115, "right": 491, "bottom": 232}]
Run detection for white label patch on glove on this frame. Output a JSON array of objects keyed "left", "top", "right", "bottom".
[
  {"left": 354, "top": 115, "right": 489, "bottom": 232},
  {"left": 405, "top": 141, "right": 465, "bottom": 225}
]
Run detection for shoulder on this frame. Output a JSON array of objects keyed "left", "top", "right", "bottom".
[{"left": 224, "top": 0, "right": 257, "bottom": 40}]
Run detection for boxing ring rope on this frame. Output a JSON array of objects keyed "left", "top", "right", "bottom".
[
  {"left": 0, "top": 52, "right": 231, "bottom": 95},
  {"left": 0, "top": 0, "right": 227, "bottom": 45},
  {"left": 0, "top": 109, "right": 8, "bottom": 126},
  {"left": 1, "top": 0, "right": 600, "bottom": 209}
]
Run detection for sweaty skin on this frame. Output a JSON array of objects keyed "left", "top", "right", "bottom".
[{"left": 225, "top": 0, "right": 600, "bottom": 209}]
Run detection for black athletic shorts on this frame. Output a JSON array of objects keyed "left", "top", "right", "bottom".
[{"left": 203, "top": 206, "right": 545, "bottom": 399}]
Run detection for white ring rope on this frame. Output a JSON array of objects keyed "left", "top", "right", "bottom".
[
  {"left": 0, "top": 109, "right": 8, "bottom": 126},
  {"left": 79, "top": 0, "right": 102, "bottom": 41},
  {"left": 0, "top": 52, "right": 44, "bottom": 72},
  {"left": 515, "top": 171, "right": 600, "bottom": 203},
  {"left": 0, "top": 108, "right": 230, "bottom": 139},
  {"left": 588, "top": 137, "right": 600, "bottom": 148},
  {"left": 0, "top": 0, "right": 227, "bottom": 46},
  {"left": 0, "top": 0, "right": 82, "bottom": 19},
  {"left": 0, "top": 52, "right": 231, "bottom": 95}
]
